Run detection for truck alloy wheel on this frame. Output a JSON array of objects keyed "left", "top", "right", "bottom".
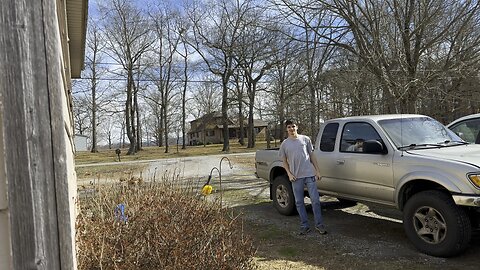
[
  {"left": 403, "top": 190, "right": 471, "bottom": 257},
  {"left": 272, "top": 175, "right": 296, "bottom": 216},
  {"left": 411, "top": 206, "right": 447, "bottom": 244}
]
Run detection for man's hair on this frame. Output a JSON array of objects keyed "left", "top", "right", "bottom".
[{"left": 285, "top": 119, "right": 296, "bottom": 127}]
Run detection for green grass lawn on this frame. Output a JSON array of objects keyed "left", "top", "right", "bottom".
[
  {"left": 75, "top": 164, "right": 149, "bottom": 179},
  {"left": 75, "top": 140, "right": 276, "bottom": 165}
]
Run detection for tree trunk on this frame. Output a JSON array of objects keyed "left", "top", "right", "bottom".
[
  {"left": 247, "top": 100, "right": 255, "bottom": 148},
  {"left": 90, "top": 78, "right": 97, "bottom": 153},
  {"left": 163, "top": 99, "right": 169, "bottom": 153},
  {"left": 238, "top": 90, "right": 245, "bottom": 146},
  {"left": 135, "top": 76, "right": 142, "bottom": 151},
  {"left": 247, "top": 83, "right": 255, "bottom": 148},
  {"left": 126, "top": 69, "right": 137, "bottom": 155},
  {"left": 221, "top": 79, "right": 230, "bottom": 152},
  {"left": 309, "top": 83, "right": 316, "bottom": 139},
  {"left": 266, "top": 126, "right": 271, "bottom": 148},
  {"left": 182, "top": 50, "right": 188, "bottom": 149}
]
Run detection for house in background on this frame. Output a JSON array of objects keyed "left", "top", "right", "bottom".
[
  {"left": 188, "top": 111, "right": 268, "bottom": 145},
  {"left": 74, "top": 134, "right": 89, "bottom": 151},
  {"left": 0, "top": 0, "right": 88, "bottom": 269}
]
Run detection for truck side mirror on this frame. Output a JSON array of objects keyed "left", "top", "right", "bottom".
[{"left": 363, "top": 140, "right": 386, "bottom": 154}]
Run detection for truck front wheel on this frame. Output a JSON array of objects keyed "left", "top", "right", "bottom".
[
  {"left": 403, "top": 190, "right": 472, "bottom": 257},
  {"left": 272, "top": 175, "right": 296, "bottom": 216}
]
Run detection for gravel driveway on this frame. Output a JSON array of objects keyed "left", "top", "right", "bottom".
[{"left": 208, "top": 154, "right": 480, "bottom": 270}]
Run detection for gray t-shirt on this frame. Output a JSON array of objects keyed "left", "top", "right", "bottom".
[{"left": 279, "top": 134, "right": 316, "bottom": 179}]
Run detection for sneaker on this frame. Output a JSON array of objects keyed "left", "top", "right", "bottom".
[
  {"left": 315, "top": 225, "right": 327, "bottom": 235},
  {"left": 298, "top": 227, "right": 311, "bottom": 235}
]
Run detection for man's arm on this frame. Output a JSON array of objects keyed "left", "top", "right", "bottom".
[
  {"left": 310, "top": 153, "right": 321, "bottom": 180},
  {"left": 282, "top": 156, "right": 296, "bottom": 181},
  {"left": 305, "top": 136, "right": 321, "bottom": 179}
]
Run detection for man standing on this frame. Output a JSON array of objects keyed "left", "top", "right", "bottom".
[{"left": 279, "top": 120, "right": 327, "bottom": 235}]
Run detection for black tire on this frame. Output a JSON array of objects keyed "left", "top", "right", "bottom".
[
  {"left": 403, "top": 190, "right": 472, "bottom": 257},
  {"left": 272, "top": 175, "right": 296, "bottom": 216}
]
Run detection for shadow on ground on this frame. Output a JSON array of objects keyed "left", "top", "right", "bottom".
[{"left": 231, "top": 199, "right": 480, "bottom": 270}]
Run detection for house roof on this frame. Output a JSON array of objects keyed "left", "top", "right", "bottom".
[
  {"left": 66, "top": 0, "right": 88, "bottom": 78},
  {"left": 190, "top": 111, "right": 223, "bottom": 123},
  {"left": 189, "top": 111, "right": 268, "bottom": 133},
  {"left": 252, "top": 119, "right": 268, "bottom": 127},
  {"left": 216, "top": 119, "right": 267, "bottom": 129},
  {"left": 220, "top": 119, "right": 268, "bottom": 128}
]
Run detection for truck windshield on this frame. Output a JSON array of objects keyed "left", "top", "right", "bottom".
[{"left": 378, "top": 117, "right": 463, "bottom": 149}]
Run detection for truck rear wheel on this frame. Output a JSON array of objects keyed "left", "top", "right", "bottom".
[
  {"left": 403, "top": 190, "right": 471, "bottom": 257},
  {"left": 272, "top": 175, "right": 296, "bottom": 216}
]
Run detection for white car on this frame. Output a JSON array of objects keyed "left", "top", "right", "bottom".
[{"left": 447, "top": 113, "right": 480, "bottom": 144}]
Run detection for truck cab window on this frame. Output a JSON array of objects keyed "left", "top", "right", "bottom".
[
  {"left": 319, "top": 123, "right": 339, "bottom": 152},
  {"left": 341, "top": 122, "right": 382, "bottom": 153}
]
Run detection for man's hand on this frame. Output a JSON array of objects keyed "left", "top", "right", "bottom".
[
  {"left": 283, "top": 158, "right": 296, "bottom": 182},
  {"left": 315, "top": 172, "right": 321, "bottom": 181}
]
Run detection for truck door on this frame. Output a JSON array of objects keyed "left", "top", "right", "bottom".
[
  {"left": 315, "top": 123, "right": 343, "bottom": 192},
  {"left": 334, "top": 122, "right": 394, "bottom": 204}
]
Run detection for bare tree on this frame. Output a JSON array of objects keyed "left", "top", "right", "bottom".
[
  {"left": 263, "top": 34, "right": 305, "bottom": 137},
  {"left": 312, "top": 0, "right": 480, "bottom": 113},
  {"left": 191, "top": 77, "right": 223, "bottom": 118},
  {"left": 143, "top": 89, "right": 164, "bottom": 147},
  {"left": 99, "top": 116, "right": 120, "bottom": 149},
  {"left": 186, "top": 0, "right": 254, "bottom": 152},
  {"left": 72, "top": 92, "right": 91, "bottom": 136},
  {"left": 234, "top": 3, "right": 281, "bottom": 148},
  {"left": 82, "top": 19, "right": 111, "bottom": 152},
  {"left": 100, "top": 0, "right": 154, "bottom": 154},
  {"left": 231, "top": 69, "right": 247, "bottom": 146},
  {"left": 146, "top": 4, "right": 183, "bottom": 153},
  {"left": 273, "top": 0, "right": 339, "bottom": 138},
  {"left": 176, "top": 22, "right": 195, "bottom": 150}
]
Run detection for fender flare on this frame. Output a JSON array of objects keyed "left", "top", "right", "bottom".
[{"left": 396, "top": 170, "right": 462, "bottom": 209}]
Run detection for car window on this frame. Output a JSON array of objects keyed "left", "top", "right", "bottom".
[
  {"left": 340, "top": 122, "right": 382, "bottom": 153},
  {"left": 319, "top": 123, "right": 339, "bottom": 152},
  {"left": 449, "top": 118, "right": 480, "bottom": 144}
]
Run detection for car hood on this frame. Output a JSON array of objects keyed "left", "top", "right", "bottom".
[{"left": 407, "top": 145, "right": 480, "bottom": 166}]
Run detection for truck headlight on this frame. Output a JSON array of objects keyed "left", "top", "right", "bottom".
[{"left": 468, "top": 173, "right": 480, "bottom": 188}]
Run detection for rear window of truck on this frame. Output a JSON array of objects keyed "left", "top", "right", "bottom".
[{"left": 320, "top": 123, "right": 339, "bottom": 152}]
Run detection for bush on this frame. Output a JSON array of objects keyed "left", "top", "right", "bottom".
[{"left": 76, "top": 181, "right": 256, "bottom": 269}]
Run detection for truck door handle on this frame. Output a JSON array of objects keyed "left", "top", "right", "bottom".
[{"left": 336, "top": 159, "right": 345, "bottom": 165}]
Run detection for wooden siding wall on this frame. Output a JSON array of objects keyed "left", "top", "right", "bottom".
[
  {"left": 0, "top": 104, "right": 12, "bottom": 270},
  {"left": 0, "top": 0, "right": 76, "bottom": 269}
]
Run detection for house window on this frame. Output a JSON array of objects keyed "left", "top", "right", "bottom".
[{"left": 207, "top": 130, "right": 215, "bottom": 137}]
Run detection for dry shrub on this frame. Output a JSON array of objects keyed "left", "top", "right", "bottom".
[{"left": 76, "top": 181, "right": 257, "bottom": 270}]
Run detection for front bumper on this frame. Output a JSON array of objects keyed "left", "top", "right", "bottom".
[{"left": 452, "top": 194, "right": 480, "bottom": 207}]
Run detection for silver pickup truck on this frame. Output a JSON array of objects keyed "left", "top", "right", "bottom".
[{"left": 255, "top": 114, "right": 480, "bottom": 257}]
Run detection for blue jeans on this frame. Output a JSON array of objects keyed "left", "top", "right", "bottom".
[{"left": 292, "top": 176, "right": 324, "bottom": 229}]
